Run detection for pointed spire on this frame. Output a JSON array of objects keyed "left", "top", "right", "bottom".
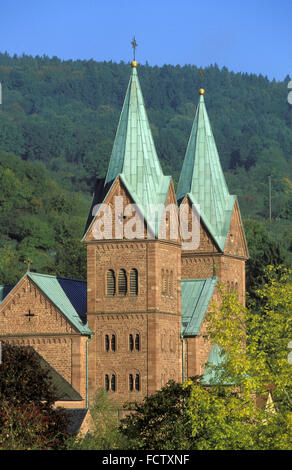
[
  {"left": 105, "top": 59, "right": 170, "bottom": 214},
  {"left": 176, "top": 89, "right": 235, "bottom": 251}
]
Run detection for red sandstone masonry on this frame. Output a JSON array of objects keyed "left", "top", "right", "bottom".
[{"left": 0, "top": 275, "right": 88, "bottom": 405}]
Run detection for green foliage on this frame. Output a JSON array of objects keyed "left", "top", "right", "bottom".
[
  {"left": 0, "top": 53, "right": 291, "bottom": 280},
  {"left": 0, "top": 150, "right": 90, "bottom": 283},
  {"left": 202, "top": 267, "right": 292, "bottom": 449},
  {"left": 119, "top": 269, "right": 292, "bottom": 450},
  {"left": 0, "top": 343, "right": 69, "bottom": 449},
  {"left": 69, "top": 389, "right": 129, "bottom": 450},
  {"left": 244, "top": 219, "right": 285, "bottom": 305},
  {"left": 119, "top": 381, "right": 193, "bottom": 450}
]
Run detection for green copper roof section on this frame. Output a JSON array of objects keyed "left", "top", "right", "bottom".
[
  {"left": 176, "top": 93, "right": 236, "bottom": 251},
  {"left": 105, "top": 66, "right": 170, "bottom": 221},
  {"left": 27, "top": 273, "right": 92, "bottom": 336},
  {"left": 181, "top": 277, "right": 217, "bottom": 337},
  {"left": 37, "top": 352, "right": 82, "bottom": 401},
  {"left": 200, "top": 344, "right": 227, "bottom": 385}
]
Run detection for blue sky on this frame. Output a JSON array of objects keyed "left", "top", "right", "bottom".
[{"left": 1, "top": 0, "right": 291, "bottom": 81}]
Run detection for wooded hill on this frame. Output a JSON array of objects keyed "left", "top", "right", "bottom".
[{"left": 0, "top": 52, "right": 291, "bottom": 285}]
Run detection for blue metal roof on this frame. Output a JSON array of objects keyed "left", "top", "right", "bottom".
[
  {"left": 181, "top": 277, "right": 217, "bottom": 337},
  {"left": 0, "top": 285, "right": 14, "bottom": 303}
]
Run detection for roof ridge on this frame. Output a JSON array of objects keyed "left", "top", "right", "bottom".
[{"left": 28, "top": 272, "right": 87, "bottom": 283}]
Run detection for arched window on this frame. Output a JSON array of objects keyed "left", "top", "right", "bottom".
[
  {"left": 130, "top": 269, "right": 138, "bottom": 296},
  {"left": 118, "top": 269, "right": 127, "bottom": 296},
  {"left": 107, "top": 270, "right": 115, "bottom": 296},
  {"left": 129, "top": 334, "right": 134, "bottom": 351},
  {"left": 105, "top": 334, "right": 110, "bottom": 352},
  {"left": 135, "top": 334, "right": 140, "bottom": 351},
  {"left": 129, "top": 374, "right": 134, "bottom": 391},
  {"left": 135, "top": 374, "right": 140, "bottom": 391},
  {"left": 162, "top": 270, "right": 167, "bottom": 296},
  {"left": 105, "top": 374, "right": 110, "bottom": 391},
  {"left": 168, "top": 271, "right": 173, "bottom": 296},
  {"left": 111, "top": 374, "right": 116, "bottom": 392},
  {"left": 111, "top": 334, "right": 116, "bottom": 352}
]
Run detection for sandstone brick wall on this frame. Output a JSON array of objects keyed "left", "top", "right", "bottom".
[
  {"left": 84, "top": 176, "right": 183, "bottom": 405},
  {"left": 0, "top": 275, "right": 88, "bottom": 404}
]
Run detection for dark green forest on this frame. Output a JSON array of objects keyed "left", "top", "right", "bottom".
[{"left": 0, "top": 52, "right": 291, "bottom": 288}]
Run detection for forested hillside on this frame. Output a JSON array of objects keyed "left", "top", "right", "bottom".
[{"left": 0, "top": 52, "right": 291, "bottom": 284}]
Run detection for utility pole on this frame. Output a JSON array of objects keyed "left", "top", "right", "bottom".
[{"left": 268, "top": 175, "right": 272, "bottom": 222}]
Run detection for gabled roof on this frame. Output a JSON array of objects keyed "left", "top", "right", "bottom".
[
  {"left": 27, "top": 273, "right": 91, "bottom": 335},
  {"left": 1, "top": 272, "right": 92, "bottom": 336},
  {"left": 181, "top": 277, "right": 217, "bottom": 337},
  {"left": 84, "top": 65, "right": 172, "bottom": 239},
  {"left": 37, "top": 351, "right": 82, "bottom": 401},
  {"left": 64, "top": 408, "right": 89, "bottom": 435},
  {"left": 176, "top": 92, "right": 236, "bottom": 252}
]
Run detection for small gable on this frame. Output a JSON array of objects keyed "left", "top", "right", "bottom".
[
  {"left": 180, "top": 195, "right": 219, "bottom": 253},
  {"left": 0, "top": 273, "right": 91, "bottom": 337},
  {"left": 224, "top": 199, "right": 248, "bottom": 259}
]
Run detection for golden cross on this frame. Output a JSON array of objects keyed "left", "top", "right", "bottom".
[
  {"left": 131, "top": 36, "right": 138, "bottom": 60},
  {"left": 199, "top": 67, "right": 205, "bottom": 86}
]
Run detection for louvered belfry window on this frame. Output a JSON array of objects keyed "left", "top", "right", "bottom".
[
  {"left": 162, "top": 270, "right": 167, "bottom": 295},
  {"left": 168, "top": 271, "right": 173, "bottom": 297},
  {"left": 107, "top": 270, "right": 115, "bottom": 296},
  {"left": 105, "top": 334, "right": 110, "bottom": 352},
  {"left": 118, "top": 269, "right": 127, "bottom": 296},
  {"left": 130, "top": 269, "right": 138, "bottom": 296}
]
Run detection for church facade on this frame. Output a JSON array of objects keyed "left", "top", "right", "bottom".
[{"left": 0, "top": 60, "right": 248, "bottom": 410}]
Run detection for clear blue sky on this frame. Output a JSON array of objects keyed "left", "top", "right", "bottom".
[{"left": 1, "top": 0, "right": 291, "bottom": 81}]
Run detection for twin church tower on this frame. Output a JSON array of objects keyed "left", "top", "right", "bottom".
[
  {"left": 0, "top": 51, "right": 248, "bottom": 411},
  {"left": 82, "top": 57, "right": 248, "bottom": 405}
]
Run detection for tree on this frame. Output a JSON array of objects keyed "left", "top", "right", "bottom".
[
  {"left": 244, "top": 219, "right": 285, "bottom": 306},
  {"left": 119, "top": 381, "right": 193, "bottom": 450},
  {"left": 196, "top": 267, "right": 292, "bottom": 449},
  {"left": 0, "top": 343, "right": 69, "bottom": 449},
  {"left": 119, "top": 267, "right": 292, "bottom": 450},
  {"left": 69, "top": 389, "right": 129, "bottom": 450}
]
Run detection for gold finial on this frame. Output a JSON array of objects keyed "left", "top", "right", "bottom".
[
  {"left": 199, "top": 88, "right": 205, "bottom": 95},
  {"left": 131, "top": 36, "right": 138, "bottom": 67}
]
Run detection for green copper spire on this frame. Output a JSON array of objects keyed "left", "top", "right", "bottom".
[
  {"left": 104, "top": 63, "right": 171, "bottom": 231},
  {"left": 176, "top": 91, "right": 235, "bottom": 251},
  {"left": 83, "top": 61, "right": 172, "bottom": 239}
]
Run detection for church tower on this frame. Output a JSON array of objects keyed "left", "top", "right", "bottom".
[
  {"left": 82, "top": 56, "right": 182, "bottom": 406},
  {"left": 176, "top": 88, "right": 248, "bottom": 381},
  {"left": 176, "top": 88, "right": 248, "bottom": 303}
]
